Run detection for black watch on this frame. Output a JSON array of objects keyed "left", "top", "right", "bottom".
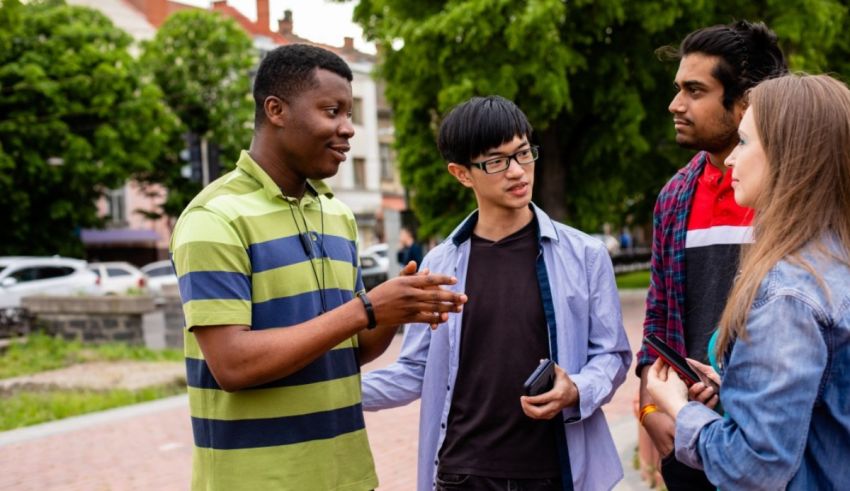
[{"left": 357, "top": 292, "right": 377, "bottom": 330}]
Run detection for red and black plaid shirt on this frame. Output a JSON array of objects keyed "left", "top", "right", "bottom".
[{"left": 636, "top": 151, "right": 708, "bottom": 374}]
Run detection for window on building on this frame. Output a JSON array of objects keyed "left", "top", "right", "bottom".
[
  {"left": 107, "top": 187, "right": 127, "bottom": 225},
  {"left": 379, "top": 143, "right": 394, "bottom": 182},
  {"left": 352, "top": 97, "right": 364, "bottom": 125},
  {"left": 353, "top": 158, "right": 366, "bottom": 189}
]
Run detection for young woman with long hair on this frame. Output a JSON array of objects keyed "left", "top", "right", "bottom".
[{"left": 646, "top": 73, "right": 850, "bottom": 490}]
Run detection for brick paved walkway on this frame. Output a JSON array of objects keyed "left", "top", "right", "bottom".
[{"left": 0, "top": 292, "right": 648, "bottom": 491}]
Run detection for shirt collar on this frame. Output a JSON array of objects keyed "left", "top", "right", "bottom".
[
  {"left": 235, "top": 150, "right": 334, "bottom": 203},
  {"left": 700, "top": 156, "right": 733, "bottom": 190},
  {"left": 449, "top": 202, "right": 559, "bottom": 246}
]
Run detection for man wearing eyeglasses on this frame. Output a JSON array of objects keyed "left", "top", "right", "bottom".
[{"left": 362, "top": 96, "right": 631, "bottom": 491}]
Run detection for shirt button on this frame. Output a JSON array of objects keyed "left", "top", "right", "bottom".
[
  {"left": 434, "top": 459, "right": 439, "bottom": 466},
  {"left": 446, "top": 385, "right": 451, "bottom": 391},
  {"left": 441, "top": 422, "right": 446, "bottom": 429}
]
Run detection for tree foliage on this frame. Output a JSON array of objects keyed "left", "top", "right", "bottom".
[
  {"left": 352, "top": 0, "right": 847, "bottom": 238},
  {"left": 139, "top": 10, "right": 255, "bottom": 219},
  {"left": 0, "top": 0, "right": 179, "bottom": 256}
]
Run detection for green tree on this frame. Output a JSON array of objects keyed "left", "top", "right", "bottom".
[
  {"left": 0, "top": 0, "right": 179, "bottom": 256},
  {"left": 140, "top": 10, "right": 255, "bottom": 219},
  {"left": 352, "top": 0, "right": 847, "bottom": 238}
]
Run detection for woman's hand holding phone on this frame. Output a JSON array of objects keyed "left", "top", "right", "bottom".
[
  {"left": 685, "top": 358, "right": 721, "bottom": 409},
  {"left": 646, "top": 358, "right": 690, "bottom": 420}
]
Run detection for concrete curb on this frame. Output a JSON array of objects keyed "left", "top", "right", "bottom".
[{"left": 0, "top": 394, "right": 188, "bottom": 447}]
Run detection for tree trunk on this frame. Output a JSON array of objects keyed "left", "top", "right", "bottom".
[{"left": 535, "top": 125, "right": 568, "bottom": 222}]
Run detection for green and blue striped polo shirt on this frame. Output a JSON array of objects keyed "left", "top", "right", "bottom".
[{"left": 170, "top": 151, "right": 377, "bottom": 491}]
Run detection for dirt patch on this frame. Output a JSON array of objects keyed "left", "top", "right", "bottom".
[{"left": 0, "top": 361, "right": 185, "bottom": 394}]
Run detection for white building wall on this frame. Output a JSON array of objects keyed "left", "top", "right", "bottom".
[{"left": 325, "top": 62, "right": 382, "bottom": 246}]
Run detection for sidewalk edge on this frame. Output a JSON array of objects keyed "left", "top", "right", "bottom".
[{"left": 0, "top": 394, "right": 188, "bottom": 447}]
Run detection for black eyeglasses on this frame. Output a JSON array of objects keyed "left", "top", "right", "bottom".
[{"left": 468, "top": 146, "right": 539, "bottom": 174}]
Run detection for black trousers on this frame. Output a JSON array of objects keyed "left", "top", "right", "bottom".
[
  {"left": 435, "top": 472, "right": 561, "bottom": 491},
  {"left": 660, "top": 452, "right": 715, "bottom": 491}
]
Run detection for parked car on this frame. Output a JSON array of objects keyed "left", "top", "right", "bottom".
[
  {"left": 363, "top": 243, "right": 389, "bottom": 270},
  {"left": 0, "top": 256, "right": 100, "bottom": 309},
  {"left": 360, "top": 252, "right": 388, "bottom": 291},
  {"left": 87, "top": 261, "right": 148, "bottom": 295},
  {"left": 140, "top": 259, "right": 178, "bottom": 296}
]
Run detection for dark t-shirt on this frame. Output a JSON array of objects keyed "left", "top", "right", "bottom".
[
  {"left": 685, "top": 162, "right": 753, "bottom": 363},
  {"left": 437, "top": 219, "right": 560, "bottom": 478}
]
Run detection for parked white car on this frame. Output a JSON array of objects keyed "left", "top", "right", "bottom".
[
  {"left": 0, "top": 256, "right": 100, "bottom": 309},
  {"left": 360, "top": 252, "right": 388, "bottom": 291},
  {"left": 140, "top": 259, "right": 178, "bottom": 296},
  {"left": 88, "top": 261, "right": 148, "bottom": 295},
  {"left": 363, "top": 243, "right": 389, "bottom": 271}
]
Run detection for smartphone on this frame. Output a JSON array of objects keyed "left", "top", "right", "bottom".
[
  {"left": 644, "top": 334, "right": 719, "bottom": 392},
  {"left": 523, "top": 359, "right": 555, "bottom": 396}
]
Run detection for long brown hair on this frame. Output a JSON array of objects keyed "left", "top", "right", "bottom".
[{"left": 715, "top": 74, "right": 850, "bottom": 358}]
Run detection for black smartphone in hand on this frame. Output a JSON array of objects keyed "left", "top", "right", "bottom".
[
  {"left": 644, "top": 334, "right": 719, "bottom": 392},
  {"left": 523, "top": 359, "right": 555, "bottom": 396}
]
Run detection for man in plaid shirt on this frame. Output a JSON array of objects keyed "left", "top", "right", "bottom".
[{"left": 637, "top": 21, "right": 787, "bottom": 490}]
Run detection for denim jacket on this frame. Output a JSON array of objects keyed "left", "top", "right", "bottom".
[
  {"left": 362, "top": 204, "right": 632, "bottom": 491},
  {"left": 675, "top": 238, "right": 850, "bottom": 490}
]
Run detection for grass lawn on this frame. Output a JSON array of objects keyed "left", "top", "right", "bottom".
[
  {"left": 0, "top": 332, "right": 182, "bottom": 379},
  {"left": 0, "top": 333, "right": 184, "bottom": 430},
  {"left": 616, "top": 270, "right": 650, "bottom": 290},
  {"left": 0, "top": 385, "right": 186, "bottom": 431}
]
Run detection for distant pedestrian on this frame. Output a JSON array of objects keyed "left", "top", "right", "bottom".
[
  {"left": 648, "top": 73, "right": 850, "bottom": 491},
  {"left": 396, "top": 226, "right": 423, "bottom": 270},
  {"left": 619, "top": 228, "right": 633, "bottom": 251}
]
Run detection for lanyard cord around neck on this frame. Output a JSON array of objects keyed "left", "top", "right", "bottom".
[{"left": 284, "top": 190, "right": 327, "bottom": 314}]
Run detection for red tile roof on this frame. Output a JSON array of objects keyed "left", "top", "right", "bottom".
[
  {"left": 125, "top": 0, "right": 373, "bottom": 62},
  {"left": 210, "top": 1, "right": 288, "bottom": 44}
]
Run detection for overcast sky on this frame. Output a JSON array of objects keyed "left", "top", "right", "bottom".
[{"left": 179, "top": 0, "right": 376, "bottom": 53}]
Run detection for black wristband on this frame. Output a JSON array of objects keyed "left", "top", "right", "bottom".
[{"left": 357, "top": 292, "right": 377, "bottom": 330}]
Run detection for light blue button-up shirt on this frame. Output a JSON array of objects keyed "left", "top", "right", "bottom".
[
  {"left": 362, "top": 204, "right": 632, "bottom": 491},
  {"left": 675, "top": 237, "right": 850, "bottom": 490}
]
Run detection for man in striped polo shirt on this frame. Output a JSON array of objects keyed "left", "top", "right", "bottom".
[
  {"left": 170, "top": 44, "right": 467, "bottom": 490},
  {"left": 636, "top": 22, "right": 787, "bottom": 490}
]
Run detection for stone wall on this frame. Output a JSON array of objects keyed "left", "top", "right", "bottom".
[
  {"left": 160, "top": 298, "right": 185, "bottom": 350},
  {"left": 22, "top": 296, "right": 155, "bottom": 345},
  {"left": 159, "top": 284, "right": 185, "bottom": 350},
  {"left": 0, "top": 308, "right": 34, "bottom": 339}
]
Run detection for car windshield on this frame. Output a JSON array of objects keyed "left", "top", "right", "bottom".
[{"left": 151, "top": 266, "right": 174, "bottom": 277}]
